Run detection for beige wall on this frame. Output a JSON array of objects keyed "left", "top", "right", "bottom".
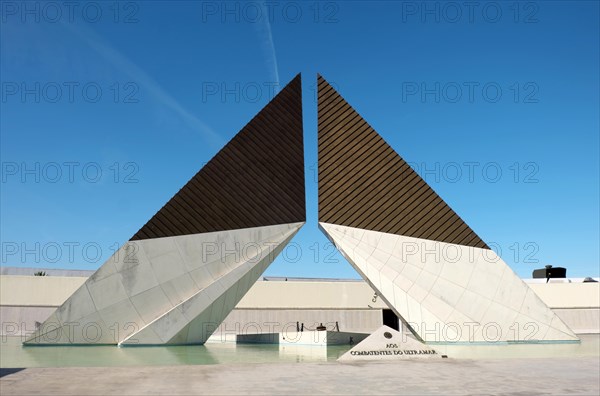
[
  {"left": 220, "top": 309, "right": 383, "bottom": 335},
  {"left": 527, "top": 283, "right": 599, "bottom": 309},
  {"left": 0, "top": 276, "right": 86, "bottom": 307},
  {"left": 2, "top": 276, "right": 598, "bottom": 336},
  {"left": 236, "top": 281, "right": 389, "bottom": 309},
  {"left": 1, "top": 275, "right": 598, "bottom": 310}
]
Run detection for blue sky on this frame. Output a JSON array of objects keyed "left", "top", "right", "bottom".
[{"left": 1, "top": 1, "right": 598, "bottom": 279}]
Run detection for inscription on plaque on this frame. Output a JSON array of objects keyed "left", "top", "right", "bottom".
[{"left": 338, "top": 325, "right": 444, "bottom": 361}]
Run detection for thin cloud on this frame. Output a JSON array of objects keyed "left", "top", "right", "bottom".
[
  {"left": 256, "top": 4, "right": 280, "bottom": 91},
  {"left": 61, "top": 22, "right": 222, "bottom": 145}
]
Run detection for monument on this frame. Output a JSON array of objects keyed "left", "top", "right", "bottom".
[
  {"left": 24, "top": 74, "right": 578, "bottom": 346},
  {"left": 316, "top": 74, "right": 578, "bottom": 343},
  {"left": 25, "top": 74, "right": 306, "bottom": 345}
]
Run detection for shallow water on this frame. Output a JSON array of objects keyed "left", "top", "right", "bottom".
[
  {"left": 2, "top": 335, "right": 598, "bottom": 368},
  {"left": 435, "top": 334, "right": 600, "bottom": 359},
  {"left": 0, "top": 337, "right": 352, "bottom": 368}
]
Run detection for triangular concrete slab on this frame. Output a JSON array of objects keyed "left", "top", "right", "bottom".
[{"left": 120, "top": 223, "right": 302, "bottom": 345}]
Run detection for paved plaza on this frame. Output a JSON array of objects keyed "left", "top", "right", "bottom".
[{"left": 2, "top": 357, "right": 599, "bottom": 395}]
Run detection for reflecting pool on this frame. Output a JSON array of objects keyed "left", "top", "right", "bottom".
[
  {"left": 0, "top": 337, "right": 352, "bottom": 368},
  {"left": 2, "top": 335, "right": 598, "bottom": 368}
]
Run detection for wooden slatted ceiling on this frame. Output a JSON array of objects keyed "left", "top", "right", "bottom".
[
  {"left": 131, "top": 74, "right": 305, "bottom": 240},
  {"left": 317, "top": 75, "right": 488, "bottom": 249}
]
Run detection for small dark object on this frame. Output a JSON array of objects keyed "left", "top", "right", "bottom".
[
  {"left": 335, "top": 321, "right": 340, "bottom": 332},
  {"left": 296, "top": 321, "right": 300, "bottom": 332},
  {"left": 316, "top": 323, "right": 326, "bottom": 331},
  {"left": 382, "top": 309, "right": 400, "bottom": 331},
  {"left": 0, "top": 368, "right": 26, "bottom": 378},
  {"left": 442, "top": 355, "right": 448, "bottom": 358},
  {"left": 532, "top": 265, "right": 566, "bottom": 283},
  {"left": 383, "top": 332, "right": 393, "bottom": 339},
  {"left": 583, "top": 277, "right": 598, "bottom": 283},
  {"left": 300, "top": 323, "right": 304, "bottom": 332}
]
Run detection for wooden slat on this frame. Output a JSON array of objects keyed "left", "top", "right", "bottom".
[
  {"left": 317, "top": 75, "right": 488, "bottom": 249},
  {"left": 130, "top": 74, "right": 305, "bottom": 240}
]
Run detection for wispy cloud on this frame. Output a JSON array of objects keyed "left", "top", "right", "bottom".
[
  {"left": 256, "top": 4, "right": 280, "bottom": 91},
  {"left": 61, "top": 22, "right": 222, "bottom": 145}
]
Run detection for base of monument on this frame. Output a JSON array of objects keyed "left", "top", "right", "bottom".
[
  {"left": 236, "top": 330, "right": 368, "bottom": 346},
  {"left": 338, "top": 325, "right": 444, "bottom": 361}
]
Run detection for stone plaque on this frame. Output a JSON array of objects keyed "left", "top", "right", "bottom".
[{"left": 338, "top": 325, "right": 443, "bottom": 361}]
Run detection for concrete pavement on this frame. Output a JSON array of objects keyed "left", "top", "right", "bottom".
[{"left": 1, "top": 357, "right": 599, "bottom": 395}]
